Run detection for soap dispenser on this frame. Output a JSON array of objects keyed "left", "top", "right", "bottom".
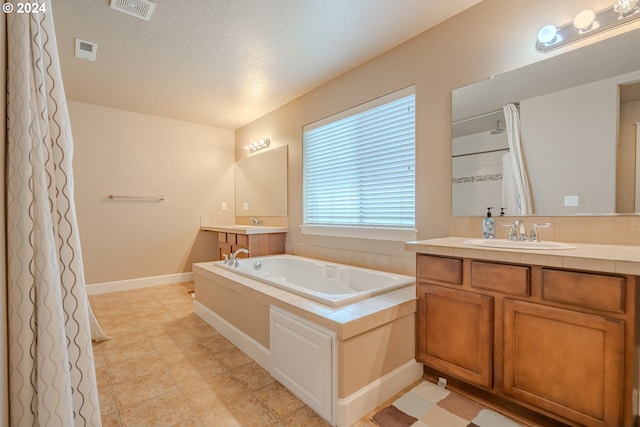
[{"left": 483, "top": 207, "right": 495, "bottom": 239}]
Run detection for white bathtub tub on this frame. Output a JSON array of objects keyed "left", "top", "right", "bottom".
[{"left": 215, "top": 254, "right": 414, "bottom": 306}]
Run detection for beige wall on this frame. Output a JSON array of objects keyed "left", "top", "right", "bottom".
[
  {"left": 69, "top": 102, "right": 235, "bottom": 284},
  {"left": 236, "top": 0, "right": 639, "bottom": 275}
]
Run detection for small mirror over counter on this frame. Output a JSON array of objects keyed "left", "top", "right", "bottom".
[
  {"left": 452, "top": 28, "right": 640, "bottom": 216},
  {"left": 235, "top": 145, "right": 288, "bottom": 217}
]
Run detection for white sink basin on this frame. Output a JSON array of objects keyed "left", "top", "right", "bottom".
[{"left": 464, "top": 238, "right": 577, "bottom": 250}]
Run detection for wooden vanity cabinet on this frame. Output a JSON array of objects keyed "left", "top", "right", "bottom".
[
  {"left": 218, "top": 232, "right": 286, "bottom": 260},
  {"left": 416, "top": 285, "right": 493, "bottom": 388},
  {"left": 416, "top": 254, "right": 639, "bottom": 427}
]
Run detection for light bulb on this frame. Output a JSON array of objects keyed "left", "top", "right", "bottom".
[
  {"left": 573, "top": 9, "right": 596, "bottom": 31},
  {"left": 614, "top": 0, "right": 639, "bottom": 15},
  {"left": 537, "top": 25, "right": 558, "bottom": 44}
]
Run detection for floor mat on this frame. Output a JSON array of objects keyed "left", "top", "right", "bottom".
[
  {"left": 371, "top": 381, "right": 523, "bottom": 427},
  {"left": 372, "top": 405, "right": 417, "bottom": 427}
]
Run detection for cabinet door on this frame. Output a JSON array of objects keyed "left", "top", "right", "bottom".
[
  {"left": 270, "top": 306, "right": 334, "bottom": 424},
  {"left": 503, "top": 299, "right": 623, "bottom": 427},
  {"left": 219, "top": 243, "right": 232, "bottom": 260},
  {"left": 417, "top": 284, "right": 493, "bottom": 388}
]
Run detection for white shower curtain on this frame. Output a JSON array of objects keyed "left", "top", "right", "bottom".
[
  {"left": 6, "top": 2, "right": 104, "bottom": 425},
  {"left": 503, "top": 103, "right": 533, "bottom": 214}
]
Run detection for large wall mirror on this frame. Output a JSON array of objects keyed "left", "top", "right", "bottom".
[
  {"left": 235, "top": 145, "right": 288, "bottom": 216},
  {"left": 452, "top": 28, "right": 640, "bottom": 216}
]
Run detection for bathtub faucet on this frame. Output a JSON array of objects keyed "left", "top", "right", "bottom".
[{"left": 229, "top": 248, "right": 249, "bottom": 267}]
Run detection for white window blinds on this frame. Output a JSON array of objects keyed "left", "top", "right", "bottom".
[{"left": 303, "top": 87, "right": 415, "bottom": 229}]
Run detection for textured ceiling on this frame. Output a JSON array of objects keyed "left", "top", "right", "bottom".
[{"left": 53, "top": 0, "right": 481, "bottom": 129}]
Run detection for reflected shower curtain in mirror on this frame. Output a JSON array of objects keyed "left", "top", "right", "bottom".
[
  {"left": 502, "top": 103, "right": 533, "bottom": 214},
  {"left": 6, "top": 1, "right": 104, "bottom": 425}
]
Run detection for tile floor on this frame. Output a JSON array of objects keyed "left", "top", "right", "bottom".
[{"left": 89, "top": 282, "right": 523, "bottom": 427}]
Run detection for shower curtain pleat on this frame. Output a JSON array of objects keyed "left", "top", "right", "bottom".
[
  {"left": 503, "top": 103, "right": 533, "bottom": 215},
  {"left": 6, "top": 2, "right": 103, "bottom": 425}
]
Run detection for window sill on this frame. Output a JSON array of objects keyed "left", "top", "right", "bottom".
[{"left": 300, "top": 225, "right": 417, "bottom": 242}]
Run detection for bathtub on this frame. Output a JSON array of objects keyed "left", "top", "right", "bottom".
[{"left": 215, "top": 254, "right": 414, "bottom": 306}]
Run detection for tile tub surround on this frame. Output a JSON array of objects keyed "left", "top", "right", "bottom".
[{"left": 193, "top": 261, "right": 421, "bottom": 426}]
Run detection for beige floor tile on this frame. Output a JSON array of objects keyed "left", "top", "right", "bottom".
[
  {"left": 99, "top": 316, "right": 141, "bottom": 336},
  {"left": 281, "top": 405, "right": 331, "bottom": 427},
  {"left": 230, "top": 361, "right": 275, "bottom": 391},
  {"left": 97, "top": 387, "right": 118, "bottom": 416},
  {"left": 109, "top": 350, "right": 165, "bottom": 384},
  {"left": 155, "top": 342, "right": 214, "bottom": 364},
  {"left": 171, "top": 313, "right": 214, "bottom": 331},
  {"left": 199, "top": 393, "right": 279, "bottom": 427},
  {"left": 215, "top": 346, "right": 254, "bottom": 369},
  {"left": 180, "top": 371, "right": 248, "bottom": 413},
  {"left": 90, "top": 292, "right": 129, "bottom": 308},
  {"left": 102, "top": 329, "right": 150, "bottom": 349},
  {"left": 196, "top": 333, "right": 235, "bottom": 353},
  {"left": 136, "top": 311, "right": 179, "bottom": 327},
  {"left": 119, "top": 390, "right": 194, "bottom": 427},
  {"left": 100, "top": 411, "right": 121, "bottom": 427},
  {"left": 166, "top": 355, "right": 226, "bottom": 386},
  {"left": 174, "top": 418, "right": 203, "bottom": 427},
  {"left": 113, "top": 369, "right": 177, "bottom": 408},
  {"left": 92, "top": 342, "right": 108, "bottom": 368},
  {"left": 253, "top": 381, "right": 306, "bottom": 418},
  {"left": 104, "top": 337, "right": 156, "bottom": 364}
]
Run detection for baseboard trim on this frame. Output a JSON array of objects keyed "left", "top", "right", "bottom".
[
  {"left": 86, "top": 272, "right": 195, "bottom": 295},
  {"left": 193, "top": 301, "right": 270, "bottom": 370},
  {"left": 336, "top": 359, "right": 423, "bottom": 427}
]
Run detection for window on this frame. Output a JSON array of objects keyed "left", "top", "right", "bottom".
[{"left": 302, "top": 86, "right": 416, "bottom": 241}]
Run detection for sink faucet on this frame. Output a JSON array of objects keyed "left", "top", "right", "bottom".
[
  {"left": 229, "top": 248, "right": 249, "bottom": 267},
  {"left": 509, "top": 219, "right": 528, "bottom": 241},
  {"left": 529, "top": 223, "right": 550, "bottom": 242},
  {"left": 250, "top": 217, "right": 262, "bottom": 226},
  {"left": 502, "top": 220, "right": 551, "bottom": 242}
]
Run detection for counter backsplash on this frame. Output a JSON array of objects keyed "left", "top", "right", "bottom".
[{"left": 451, "top": 216, "right": 640, "bottom": 246}]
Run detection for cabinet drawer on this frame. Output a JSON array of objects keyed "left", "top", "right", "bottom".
[
  {"left": 236, "top": 234, "right": 249, "bottom": 247},
  {"left": 471, "top": 261, "right": 530, "bottom": 296},
  {"left": 417, "top": 255, "right": 462, "bottom": 285},
  {"left": 542, "top": 269, "right": 625, "bottom": 313}
]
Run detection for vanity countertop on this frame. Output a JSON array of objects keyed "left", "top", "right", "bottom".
[
  {"left": 201, "top": 225, "right": 288, "bottom": 235},
  {"left": 405, "top": 237, "right": 640, "bottom": 276}
]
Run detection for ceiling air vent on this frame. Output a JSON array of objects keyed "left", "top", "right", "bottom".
[
  {"left": 109, "top": 0, "right": 155, "bottom": 21},
  {"left": 75, "top": 38, "right": 97, "bottom": 61}
]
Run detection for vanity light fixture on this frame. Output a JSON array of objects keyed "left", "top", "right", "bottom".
[
  {"left": 247, "top": 138, "right": 270, "bottom": 153},
  {"left": 536, "top": 1, "right": 640, "bottom": 53}
]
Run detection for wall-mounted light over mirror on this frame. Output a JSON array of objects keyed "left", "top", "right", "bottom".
[
  {"left": 452, "top": 27, "right": 640, "bottom": 217},
  {"left": 536, "top": 1, "right": 640, "bottom": 52},
  {"left": 246, "top": 138, "right": 270, "bottom": 153},
  {"left": 235, "top": 145, "right": 288, "bottom": 216}
]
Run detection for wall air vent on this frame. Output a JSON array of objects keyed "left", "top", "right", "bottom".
[{"left": 109, "top": 0, "right": 155, "bottom": 21}]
